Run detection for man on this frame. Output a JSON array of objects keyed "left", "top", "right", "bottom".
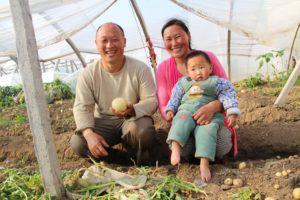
[{"left": 70, "top": 23, "right": 157, "bottom": 164}]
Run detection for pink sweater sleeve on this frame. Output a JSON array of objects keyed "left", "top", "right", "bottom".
[
  {"left": 156, "top": 61, "right": 169, "bottom": 120},
  {"left": 205, "top": 50, "right": 228, "bottom": 80}
]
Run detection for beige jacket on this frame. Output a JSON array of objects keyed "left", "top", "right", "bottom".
[{"left": 73, "top": 56, "right": 157, "bottom": 132}]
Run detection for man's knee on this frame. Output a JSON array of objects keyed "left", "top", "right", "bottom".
[
  {"left": 70, "top": 134, "right": 89, "bottom": 158},
  {"left": 122, "top": 117, "right": 156, "bottom": 149}
]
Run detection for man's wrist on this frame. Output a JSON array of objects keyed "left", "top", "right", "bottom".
[{"left": 82, "top": 128, "right": 93, "bottom": 138}]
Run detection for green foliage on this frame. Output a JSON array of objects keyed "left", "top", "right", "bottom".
[
  {"left": 296, "top": 77, "right": 300, "bottom": 86},
  {"left": 150, "top": 175, "right": 206, "bottom": 199},
  {"left": 243, "top": 73, "right": 266, "bottom": 88},
  {"left": 256, "top": 49, "right": 285, "bottom": 82},
  {"left": 14, "top": 114, "right": 27, "bottom": 124},
  {"left": 44, "top": 79, "right": 74, "bottom": 104},
  {"left": 0, "top": 168, "right": 52, "bottom": 200},
  {"left": 273, "top": 68, "right": 300, "bottom": 86},
  {"left": 17, "top": 155, "right": 31, "bottom": 165},
  {"left": 0, "top": 79, "right": 74, "bottom": 108},
  {"left": 238, "top": 67, "right": 300, "bottom": 89},
  {"left": 0, "top": 115, "right": 27, "bottom": 129},
  {"left": 0, "top": 85, "right": 22, "bottom": 107},
  {"left": 231, "top": 187, "right": 253, "bottom": 200},
  {"left": 0, "top": 117, "right": 12, "bottom": 128},
  {"left": 0, "top": 166, "right": 206, "bottom": 200}
]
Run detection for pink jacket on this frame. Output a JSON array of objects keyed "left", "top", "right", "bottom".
[{"left": 156, "top": 50, "right": 238, "bottom": 156}]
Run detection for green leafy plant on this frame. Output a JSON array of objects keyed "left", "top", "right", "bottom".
[
  {"left": 44, "top": 79, "right": 74, "bottom": 104},
  {"left": 150, "top": 175, "right": 206, "bottom": 199},
  {"left": 256, "top": 49, "right": 285, "bottom": 82},
  {"left": 243, "top": 73, "right": 266, "bottom": 88},
  {"left": 0, "top": 79, "right": 74, "bottom": 108},
  {"left": 231, "top": 187, "right": 254, "bottom": 200},
  {"left": 0, "top": 85, "right": 22, "bottom": 108},
  {"left": 0, "top": 168, "right": 52, "bottom": 200},
  {"left": 14, "top": 114, "right": 27, "bottom": 124}
]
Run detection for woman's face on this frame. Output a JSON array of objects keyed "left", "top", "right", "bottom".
[{"left": 163, "top": 25, "right": 191, "bottom": 59}]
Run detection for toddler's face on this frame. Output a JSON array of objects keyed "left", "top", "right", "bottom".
[{"left": 186, "top": 56, "right": 212, "bottom": 81}]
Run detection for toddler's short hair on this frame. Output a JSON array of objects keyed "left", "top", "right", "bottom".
[{"left": 185, "top": 50, "right": 211, "bottom": 66}]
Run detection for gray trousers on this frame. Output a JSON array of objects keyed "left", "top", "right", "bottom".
[{"left": 70, "top": 116, "right": 156, "bottom": 163}]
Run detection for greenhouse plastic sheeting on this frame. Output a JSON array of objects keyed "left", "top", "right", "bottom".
[{"left": 0, "top": 0, "right": 299, "bottom": 81}]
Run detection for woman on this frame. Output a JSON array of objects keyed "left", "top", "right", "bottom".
[{"left": 156, "top": 18, "right": 237, "bottom": 161}]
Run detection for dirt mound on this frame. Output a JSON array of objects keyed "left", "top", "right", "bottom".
[{"left": 0, "top": 85, "right": 299, "bottom": 199}]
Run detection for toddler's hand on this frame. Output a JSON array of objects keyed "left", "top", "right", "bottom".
[
  {"left": 166, "top": 111, "right": 174, "bottom": 122},
  {"left": 228, "top": 115, "right": 238, "bottom": 128}
]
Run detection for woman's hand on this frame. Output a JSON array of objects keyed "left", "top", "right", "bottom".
[
  {"left": 166, "top": 111, "right": 174, "bottom": 122},
  {"left": 192, "top": 100, "right": 222, "bottom": 125}
]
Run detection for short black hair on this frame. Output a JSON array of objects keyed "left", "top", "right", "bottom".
[
  {"left": 185, "top": 50, "right": 211, "bottom": 66},
  {"left": 96, "top": 23, "right": 125, "bottom": 37},
  {"left": 161, "top": 18, "right": 191, "bottom": 49}
]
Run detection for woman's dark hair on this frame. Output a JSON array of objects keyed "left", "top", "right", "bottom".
[
  {"left": 161, "top": 18, "right": 191, "bottom": 49},
  {"left": 185, "top": 50, "right": 211, "bottom": 66}
]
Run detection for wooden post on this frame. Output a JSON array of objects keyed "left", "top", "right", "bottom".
[
  {"left": 9, "top": 0, "right": 66, "bottom": 198},
  {"left": 274, "top": 59, "right": 300, "bottom": 106}
]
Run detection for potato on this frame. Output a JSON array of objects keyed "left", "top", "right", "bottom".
[
  {"left": 112, "top": 97, "right": 128, "bottom": 112},
  {"left": 281, "top": 170, "right": 288, "bottom": 177},
  {"left": 233, "top": 178, "right": 243, "bottom": 187},
  {"left": 287, "top": 169, "right": 292, "bottom": 174},
  {"left": 275, "top": 172, "right": 282, "bottom": 177},
  {"left": 221, "top": 184, "right": 231, "bottom": 190},
  {"left": 224, "top": 178, "right": 233, "bottom": 186},
  {"left": 293, "top": 188, "right": 300, "bottom": 199},
  {"left": 239, "top": 162, "right": 247, "bottom": 169},
  {"left": 289, "top": 156, "right": 295, "bottom": 160},
  {"left": 273, "top": 184, "right": 280, "bottom": 189}
]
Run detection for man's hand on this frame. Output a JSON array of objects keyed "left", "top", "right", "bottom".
[
  {"left": 166, "top": 111, "right": 174, "bottom": 122},
  {"left": 83, "top": 128, "right": 109, "bottom": 158},
  {"left": 227, "top": 114, "right": 238, "bottom": 128},
  {"left": 192, "top": 100, "right": 222, "bottom": 125},
  {"left": 111, "top": 103, "right": 135, "bottom": 117}
]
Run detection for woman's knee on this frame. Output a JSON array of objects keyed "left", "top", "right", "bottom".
[{"left": 216, "top": 126, "right": 232, "bottom": 159}]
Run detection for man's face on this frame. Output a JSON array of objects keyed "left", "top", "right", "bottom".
[{"left": 95, "top": 24, "right": 126, "bottom": 64}]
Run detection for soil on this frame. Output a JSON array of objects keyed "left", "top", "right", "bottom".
[{"left": 0, "top": 84, "right": 299, "bottom": 199}]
